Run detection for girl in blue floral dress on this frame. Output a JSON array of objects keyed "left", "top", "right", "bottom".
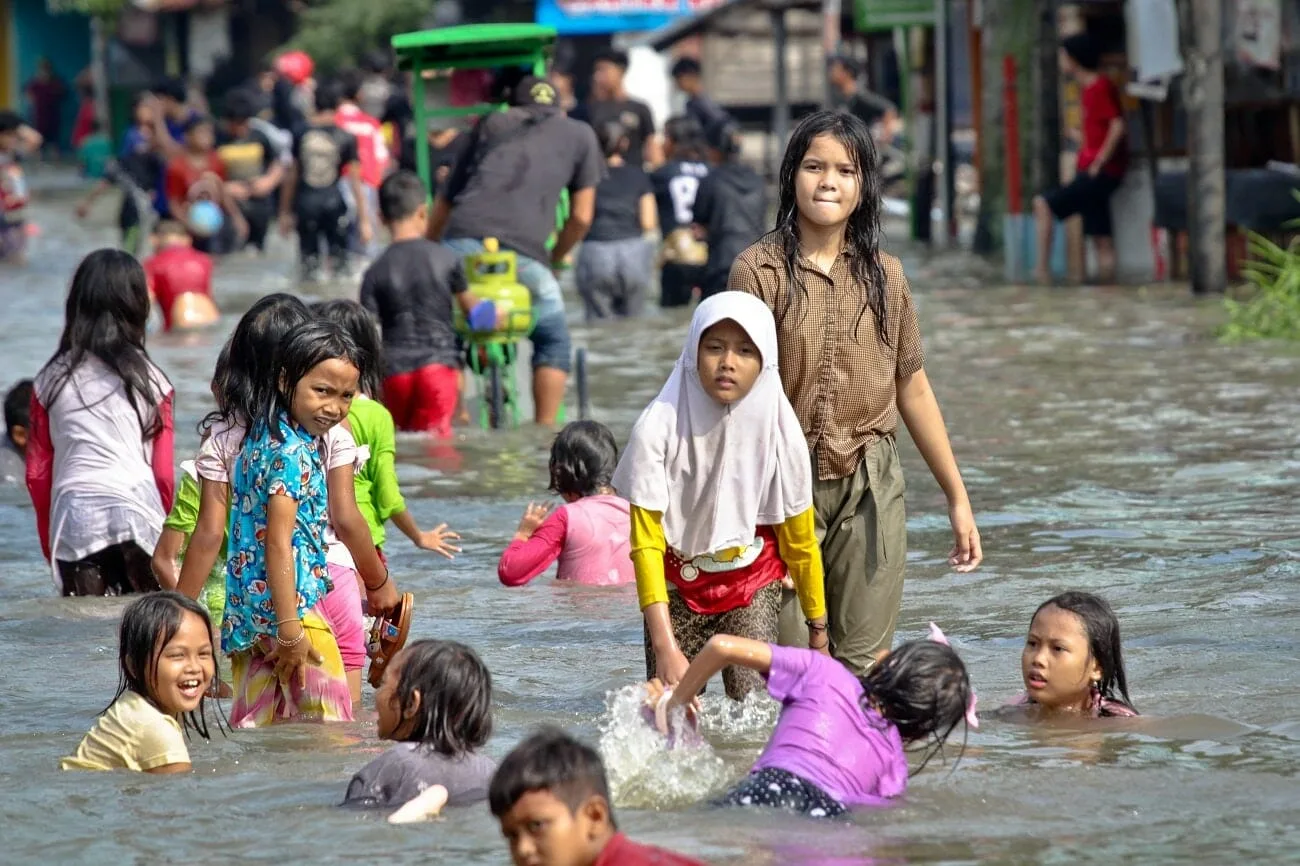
[{"left": 224, "top": 319, "right": 370, "bottom": 728}]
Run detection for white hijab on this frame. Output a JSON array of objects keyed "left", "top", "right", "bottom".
[{"left": 612, "top": 291, "right": 812, "bottom": 559}]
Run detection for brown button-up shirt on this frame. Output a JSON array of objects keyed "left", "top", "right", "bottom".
[{"left": 728, "top": 239, "right": 925, "bottom": 481}]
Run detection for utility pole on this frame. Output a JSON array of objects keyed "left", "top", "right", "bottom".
[
  {"left": 1035, "top": 0, "right": 1060, "bottom": 204},
  {"left": 823, "top": 0, "right": 842, "bottom": 105},
  {"left": 1180, "top": 0, "right": 1227, "bottom": 294}
]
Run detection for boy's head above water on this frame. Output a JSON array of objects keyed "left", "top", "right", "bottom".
[
  {"left": 4, "top": 378, "right": 33, "bottom": 456},
  {"left": 1022, "top": 591, "right": 1133, "bottom": 714},
  {"left": 490, "top": 729, "right": 618, "bottom": 866}
]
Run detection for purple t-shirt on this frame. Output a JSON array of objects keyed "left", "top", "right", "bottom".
[{"left": 753, "top": 645, "right": 908, "bottom": 807}]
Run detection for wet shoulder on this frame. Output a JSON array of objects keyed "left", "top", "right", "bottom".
[{"left": 730, "top": 237, "right": 788, "bottom": 305}]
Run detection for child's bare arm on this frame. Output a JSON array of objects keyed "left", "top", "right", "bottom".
[
  {"left": 152, "top": 528, "right": 187, "bottom": 590},
  {"left": 327, "top": 465, "right": 399, "bottom": 612},
  {"left": 669, "top": 634, "right": 772, "bottom": 709},
  {"left": 177, "top": 480, "right": 228, "bottom": 600},
  {"left": 390, "top": 508, "right": 460, "bottom": 557}
]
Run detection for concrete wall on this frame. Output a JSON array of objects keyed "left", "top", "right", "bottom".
[{"left": 12, "top": 0, "right": 89, "bottom": 149}]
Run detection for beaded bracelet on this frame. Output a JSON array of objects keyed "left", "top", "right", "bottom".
[{"left": 275, "top": 627, "right": 306, "bottom": 648}]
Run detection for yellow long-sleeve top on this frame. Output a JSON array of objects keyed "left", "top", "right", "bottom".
[{"left": 630, "top": 504, "right": 826, "bottom": 620}]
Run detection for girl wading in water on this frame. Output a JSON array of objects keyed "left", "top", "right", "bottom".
[{"left": 728, "top": 110, "right": 982, "bottom": 674}]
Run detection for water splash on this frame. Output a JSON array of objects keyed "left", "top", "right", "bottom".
[{"left": 597, "top": 684, "right": 731, "bottom": 809}]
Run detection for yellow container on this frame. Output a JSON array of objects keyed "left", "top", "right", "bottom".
[{"left": 455, "top": 238, "right": 534, "bottom": 340}]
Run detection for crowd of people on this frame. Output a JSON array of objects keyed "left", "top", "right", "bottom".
[{"left": 0, "top": 39, "right": 1145, "bottom": 866}]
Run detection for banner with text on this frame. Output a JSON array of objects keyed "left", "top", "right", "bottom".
[{"left": 536, "top": 0, "right": 726, "bottom": 36}]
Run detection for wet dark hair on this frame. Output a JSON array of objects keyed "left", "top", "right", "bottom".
[
  {"left": 337, "top": 67, "right": 364, "bottom": 102},
  {"left": 362, "top": 49, "right": 391, "bottom": 75},
  {"left": 593, "top": 49, "right": 630, "bottom": 71},
  {"left": 201, "top": 293, "right": 310, "bottom": 440},
  {"left": 392, "top": 639, "right": 493, "bottom": 756},
  {"left": 664, "top": 115, "right": 707, "bottom": 161},
  {"left": 771, "top": 110, "right": 887, "bottom": 344},
  {"left": 222, "top": 88, "right": 261, "bottom": 122},
  {"left": 705, "top": 117, "right": 741, "bottom": 159},
  {"left": 5, "top": 379, "right": 32, "bottom": 437},
  {"left": 152, "top": 76, "right": 187, "bottom": 104},
  {"left": 112, "top": 591, "right": 223, "bottom": 741},
  {"left": 549, "top": 421, "right": 618, "bottom": 498},
  {"left": 181, "top": 114, "right": 214, "bottom": 136},
  {"left": 39, "top": 250, "right": 168, "bottom": 442},
  {"left": 489, "top": 728, "right": 616, "bottom": 828},
  {"left": 378, "top": 169, "right": 427, "bottom": 224},
  {"left": 860, "top": 640, "right": 972, "bottom": 773},
  {"left": 314, "top": 79, "right": 343, "bottom": 113},
  {"left": 0, "top": 110, "right": 22, "bottom": 134},
  {"left": 253, "top": 319, "right": 367, "bottom": 440},
  {"left": 596, "top": 120, "right": 628, "bottom": 159},
  {"left": 828, "top": 53, "right": 862, "bottom": 78},
  {"left": 311, "top": 299, "right": 383, "bottom": 397},
  {"left": 1032, "top": 591, "right": 1134, "bottom": 711},
  {"left": 1061, "top": 33, "right": 1101, "bottom": 72},
  {"left": 670, "top": 57, "right": 702, "bottom": 79}
]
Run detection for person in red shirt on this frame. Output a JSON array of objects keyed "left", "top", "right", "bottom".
[
  {"left": 336, "top": 68, "right": 390, "bottom": 256},
  {"left": 491, "top": 729, "right": 703, "bottom": 866},
  {"left": 1033, "top": 33, "right": 1128, "bottom": 284},
  {"left": 164, "top": 115, "right": 246, "bottom": 252},
  {"left": 142, "top": 220, "right": 219, "bottom": 331}
]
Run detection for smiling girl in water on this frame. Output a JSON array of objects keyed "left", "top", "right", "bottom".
[
  {"left": 62, "top": 592, "right": 219, "bottom": 773},
  {"left": 1011, "top": 591, "right": 1137, "bottom": 718},
  {"left": 221, "top": 320, "right": 369, "bottom": 727},
  {"left": 613, "top": 291, "right": 827, "bottom": 700}
]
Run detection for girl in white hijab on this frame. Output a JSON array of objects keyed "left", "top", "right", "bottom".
[{"left": 613, "top": 291, "right": 828, "bottom": 699}]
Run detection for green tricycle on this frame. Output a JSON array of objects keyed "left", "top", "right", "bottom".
[{"left": 392, "top": 23, "right": 587, "bottom": 429}]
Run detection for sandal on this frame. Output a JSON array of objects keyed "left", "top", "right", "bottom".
[{"left": 367, "top": 592, "right": 414, "bottom": 689}]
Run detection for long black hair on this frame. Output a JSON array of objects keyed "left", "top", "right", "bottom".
[
  {"left": 111, "top": 591, "right": 223, "bottom": 740},
  {"left": 1033, "top": 591, "right": 1134, "bottom": 711},
  {"left": 549, "top": 421, "right": 618, "bottom": 498},
  {"left": 251, "top": 319, "right": 368, "bottom": 440},
  {"left": 312, "top": 299, "right": 384, "bottom": 397},
  {"left": 201, "top": 293, "right": 310, "bottom": 440},
  {"left": 39, "top": 249, "right": 168, "bottom": 442},
  {"left": 771, "top": 110, "right": 888, "bottom": 344},
  {"left": 860, "top": 640, "right": 971, "bottom": 773},
  {"left": 393, "top": 640, "right": 493, "bottom": 756},
  {"left": 596, "top": 120, "right": 628, "bottom": 159}
]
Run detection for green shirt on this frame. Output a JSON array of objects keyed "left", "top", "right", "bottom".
[
  {"left": 349, "top": 396, "right": 405, "bottom": 548},
  {"left": 163, "top": 464, "right": 227, "bottom": 629}
]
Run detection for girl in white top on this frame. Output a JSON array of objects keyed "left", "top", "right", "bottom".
[
  {"left": 26, "top": 249, "right": 174, "bottom": 595},
  {"left": 176, "top": 293, "right": 398, "bottom": 703}
]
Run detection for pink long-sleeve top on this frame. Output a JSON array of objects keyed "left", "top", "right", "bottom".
[{"left": 497, "top": 494, "right": 635, "bottom": 587}]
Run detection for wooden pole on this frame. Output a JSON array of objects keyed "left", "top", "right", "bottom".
[
  {"left": 1035, "top": 0, "right": 1060, "bottom": 199},
  {"left": 772, "top": 8, "right": 791, "bottom": 180},
  {"left": 1180, "top": 0, "right": 1227, "bottom": 294}
]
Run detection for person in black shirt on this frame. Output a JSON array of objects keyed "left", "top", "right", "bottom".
[
  {"left": 75, "top": 93, "right": 163, "bottom": 254},
  {"left": 828, "top": 55, "right": 900, "bottom": 144},
  {"left": 362, "top": 170, "right": 493, "bottom": 436},
  {"left": 583, "top": 49, "right": 659, "bottom": 168},
  {"left": 575, "top": 121, "right": 657, "bottom": 321},
  {"left": 669, "top": 58, "right": 733, "bottom": 137},
  {"left": 650, "top": 116, "right": 710, "bottom": 308},
  {"left": 693, "top": 120, "right": 766, "bottom": 299},
  {"left": 280, "top": 79, "right": 369, "bottom": 281},
  {"left": 427, "top": 75, "right": 604, "bottom": 425},
  {"left": 218, "top": 88, "right": 284, "bottom": 253}
]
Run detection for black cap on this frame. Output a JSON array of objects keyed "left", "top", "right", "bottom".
[
  {"left": 705, "top": 117, "right": 740, "bottom": 155},
  {"left": 510, "top": 76, "right": 558, "bottom": 108}
]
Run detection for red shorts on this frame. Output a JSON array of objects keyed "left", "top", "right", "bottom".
[{"left": 384, "top": 363, "right": 459, "bottom": 437}]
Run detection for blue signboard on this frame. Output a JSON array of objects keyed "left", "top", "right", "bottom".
[{"left": 536, "top": 0, "right": 726, "bottom": 36}]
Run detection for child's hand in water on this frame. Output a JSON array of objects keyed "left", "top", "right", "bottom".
[
  {"left": 514, "top": 502, "right": 554, "bottom": 540},
  {"left": 644, "top": 678, "right": 700, "bottom": 735},
  {"left": 416, "top": 523, "right": 461, "bottom": 559}
]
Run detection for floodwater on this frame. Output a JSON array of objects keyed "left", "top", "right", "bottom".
[{"left": 2, "top": 173, "right": 1299, "bottom": 865}]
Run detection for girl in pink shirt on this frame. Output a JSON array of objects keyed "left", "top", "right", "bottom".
[{"left": 498, "top": 421, "right": 634, "bottom": 587}]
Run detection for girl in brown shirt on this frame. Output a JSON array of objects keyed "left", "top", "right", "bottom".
[{"left": 728, "top": 110, "right": 982, "bottom": 674}]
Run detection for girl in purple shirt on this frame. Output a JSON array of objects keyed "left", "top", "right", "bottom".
[{"left": 656, "top": 631, "right": 975, "bottom": 817}]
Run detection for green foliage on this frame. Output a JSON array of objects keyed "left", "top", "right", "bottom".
[
  {"left": 286, "top": 0, "right": 435, "bottom": 74},
  {"left": 1222, "top": 227, "right": 1300, "bottom": 342},
  {"left": 46, "top": 0, "right": 123, "bottom": 19}
]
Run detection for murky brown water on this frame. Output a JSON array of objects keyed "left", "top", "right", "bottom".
[{"left": 1, "top": 172, "right": 1298, "bottom": 864}]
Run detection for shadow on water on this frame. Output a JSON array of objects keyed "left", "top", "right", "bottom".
[{"left": 1, "top": 174, "right": 1299, "bottom": 864}]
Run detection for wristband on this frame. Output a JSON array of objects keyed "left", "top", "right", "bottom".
[{"left": 365, "top": 572, "right": 391, "bottom": 593}]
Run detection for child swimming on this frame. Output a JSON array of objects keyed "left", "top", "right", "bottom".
[
  {"left": 141, "top": 220, "right": 220, "bottom": 331},
  {"left": 61, "top": 592, "right": 219, "bottom": 773},
  {"left": 1013, "top": 591, "right": 1137, "bottom": 718},
  {"left": 612, "top": 291, "right": 827, "bottom": 699},
  {"left": 498, "top": 421, "right": 633, "bottom": 587},
  {"left": 343, "top": 639, "right": 496, "bottom": 809},
  {"left": 26, "top": 249, "right": 173, "bottom": 596},
  {"left": 221, "top": 319, "right": 369, "bottom": 727},
  {"left": 654, "top": 628, "right": 975, "bottom": 817},
  {"left": 490, "top": 728, "right": 702, "bottom": 866}
]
